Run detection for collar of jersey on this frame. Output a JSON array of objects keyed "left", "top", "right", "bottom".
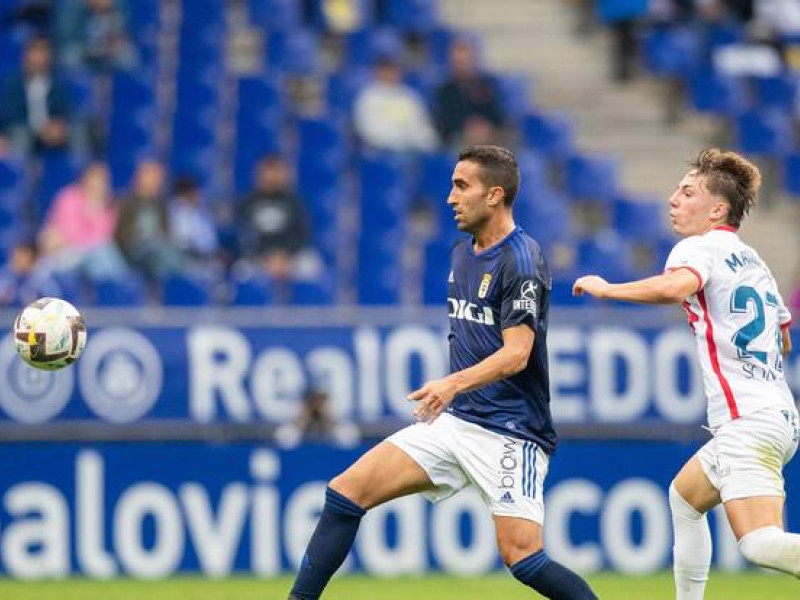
[
  {"left": 711, "top": 225, "right": 739, "bottom": 233},
  {"left": 469, "top": 226, "right": 521, "bottom": 258}
]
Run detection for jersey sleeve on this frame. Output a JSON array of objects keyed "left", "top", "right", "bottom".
[
  {"left": 500, "top": 252, "right": 544, "bottom": 331},
  {"left": 664, "top": 236, "right": 713, "bottom": 293}
]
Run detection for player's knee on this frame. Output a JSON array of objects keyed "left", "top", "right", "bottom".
[
  {"left": 498, "top": 537, "right": 544, "bottom": 567},
  {"left": 328, "top": 474, "right": 360, "bottom": 504},
  {"left": 738, "top": 526, "right": 800, "bottom": 574}
]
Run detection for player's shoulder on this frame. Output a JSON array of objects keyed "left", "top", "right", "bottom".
[{"left": 501, "top": 228, "right": 546, "bottom": 276}]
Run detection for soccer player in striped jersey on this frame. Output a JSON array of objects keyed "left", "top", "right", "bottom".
[
  {"left": 288, "top": 146, "right": 597, "bottom": 600},
  {"left": 574, "top": 149, "right": 799, "bottom": 598}
]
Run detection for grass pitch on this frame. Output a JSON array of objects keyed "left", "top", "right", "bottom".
[{"left": 0, "top": 572, "right": 797, "bottom": 599}]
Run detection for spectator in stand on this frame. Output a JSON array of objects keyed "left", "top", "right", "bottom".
[
  {"left": 433, "top": 36, "right": 507, "bottom": 148},
  {"left": 353, "top": 56, "right": 438, "bottom": 152},
  {"left": 597, "top": 0, "right": 650, "bottom": 82},
  {"left": 0, "top": 37, "right": 80, "bottom": 157},
  {"left": 38, "top": 161, "right": 128, "bottom": 282},
  {"left": 168, "top": 175, "right": 219, "bottom": 267},
  {"left": 274, "top": 384, "right": 361, "bottom": 449},
  {"left": 237, "top": 155, "right": 319, "bottom": 288},
  {"left": 0, "top": 240, "right": 62, "bottom": 307},
  {"left": 56, "top": 0, "right": 137, "bottom": 72},
  {"left": 114, "top": 160, "right": 183, "bottom": 282}
]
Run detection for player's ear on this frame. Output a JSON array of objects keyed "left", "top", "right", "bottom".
[
  {"left": 711, "top": 199, "right": 730, "bottom": 222},
  {"left": 487, "top": 186, "right": 504, "bottom": 207}
]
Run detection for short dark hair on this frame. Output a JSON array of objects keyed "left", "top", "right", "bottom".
[
  {"left": 458, "top": 145, "right": 520, "bottom": 206},
  {"left": 689, "top": 148, "right": 761, "bottom": 227}
]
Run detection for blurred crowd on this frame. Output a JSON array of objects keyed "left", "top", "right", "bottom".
[{"left": 0, "top": 0, "right": 525, "bottom": 307}]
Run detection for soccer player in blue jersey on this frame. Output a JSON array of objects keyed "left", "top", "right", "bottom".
[{"left": 287, "top": 145, "right": 597, "bottom": 600}]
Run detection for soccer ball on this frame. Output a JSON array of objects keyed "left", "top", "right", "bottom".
[{"left": 12, "top": 297, "right": 87, "bottom": 370}]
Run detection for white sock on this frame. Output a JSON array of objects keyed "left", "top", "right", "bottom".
[
  {"left": 739, "top": 525, "right": 800, "bottom": 577},
  {"left": 670, "top": 483, "right": 711, "bottom": 600}
]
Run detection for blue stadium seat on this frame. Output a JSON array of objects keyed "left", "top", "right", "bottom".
[
  {"left": 95, "top": 277, "right": 148, "bottom": 307},
  {"left": 238, "top": 76, "right": 285, "bottom": 122},
  {"left": 522, "top": 112, "right": 575, "bottom": 160},
  {"left": 384, "top": 0, "right": 439, "bottom": 34},
  {"left": 753, "top": 74, "right": 798, "bottom": 113},
  {"left": 248, "top": 0, "right": 302, "bottom": 31},
  {"left": 565, "top": 153, "right": 620, "bottom": 203},
  {"left": 576, "top": 232, "right": 635, "bottom": 282},
  {"left": 290, "top": 278, "right": 335, "bottom": 305},
  {"left": 612, "top": 195, "right": 667, "bottom": 242},
  {"left": 688, "top": 69, "right": 747, "bottom": 116},
  {"left": 496, "top": 73, "right": 532, "bottom": 124},
  {"left": 162, "top": 273, "right": 214, "bottom": 306},
  {"left": 326, "top": 68, "right": 370, "bottom": 116},
  {"left": 735, "top": 109, "right": 795, "bottom": 157},
  {"left": 641, "top": 26, "right": 699, "bottom": 77},
  {"left": 345, "top": 28, "right": 404, "bottom": 66},
  {"left": 38, "top": 152, "right": 81, "bottom": 222},
  {"left": 784, "top": 154, "right": 800, "bottom": 197},
  {"left": 232, "top": 273, "right": 275, "bottom": 306},
  {"left": 422, "top": 239, "right": 453, "bottom": 305},
  {"left": 266, "top": 29, "right": 321, "bottom": 76},
  {"left": 515, "top": 191, "right": 572, "bottom": 247}
]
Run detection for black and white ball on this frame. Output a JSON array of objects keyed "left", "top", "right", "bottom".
[{"left": 13, "top": 297, "right": 87, "bottom": 370}]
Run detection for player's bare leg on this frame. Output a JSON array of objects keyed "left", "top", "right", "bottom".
[
  {"left": 670, "top": 456, "right": 719, "bottom": 600},
  {"left": 725, "top": 495, "right": 800, "bottom": 577},
  {"left": 495, "top": 516, "right": 597, "bottom": 599},
  {"left": 288, "top": 441, "right": 434, "bottom": 600},
  {"left": 330, "top": 440, "right": 435, "bottom": 508}
]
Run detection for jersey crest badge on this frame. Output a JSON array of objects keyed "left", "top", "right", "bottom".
[{"left": 478, "top": 273, "right": 492, "bottom": 298}]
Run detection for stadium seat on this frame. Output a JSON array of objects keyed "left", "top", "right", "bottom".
[
  {"left": 784, "top": 154, "right": 800, "bottom": 197},
  {"left": 522, "top": 112, "right": 575, "bottom": 161},
  {"left": 422, "top": 239, "right": 453, "bottom": 305},
  {"left": 232, "top": 273, "right": 275, "bottom": 306},
  {"left": 577, "top": 231, "right": 635, "bottom": 282},
  {"left": 752, "top": 74, "right": 798, "bottom": 113},
  {"left": 266, "top": 29, "right": 321, "bottom": 76},
  {"left": 248, "top": 0, "right": 302, "bottom": 31},
  {"left": 496, "top": 73, "right": 533, "bottom": 124},
  {"left": 735, "top": 109, "right": 795, "bottom": 157},
  {"left": 326, "top": 68, "right": 369, "bottom": 117},
  {"left": 95, "top": 277, "right": 148, "bottom": 307},
  {"left": 612, "top": 195, "right": 667, "bottom": 242},
  {"left": 688, "top": 69, "right": 747, "bottom": 116},
  {"left": 384, "top": 0, "right": 439, "bottom": 34},
  {"left": 641, "top": 25, "right": 699, "bottom": 77},
  {"left": 290, "top": 278, "right": 335, "bottom": 305},
  {"left": 565, "top": 153, "right": 620, "bottom": 203},
  {"left": 162, "top": 273, "right": 214, "bottom": 306},
  {"left": 345, "top": 28, "right": 404, "bottom": 67}
]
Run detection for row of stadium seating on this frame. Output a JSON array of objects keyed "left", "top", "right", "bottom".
[
  {"left": 0, "top": 0, "right": 676, "bottom": 307},
  {"left": 642, "top": 21, "right": 800, "bottom": 195}
]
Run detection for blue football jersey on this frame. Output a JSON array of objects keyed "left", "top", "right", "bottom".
[{"left": 445, "top": 227, "right": 557, "bottom": 453}]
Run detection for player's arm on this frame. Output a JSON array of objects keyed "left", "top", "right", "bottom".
[
  {"left": 782, "top": 326, "right": 792, "bottom": 356},
  {"left": 408, "top": 324, "right": 534, "bottom": 423},
  {"left": 572, "top": 268, "right": 700, "bottom": 305}
]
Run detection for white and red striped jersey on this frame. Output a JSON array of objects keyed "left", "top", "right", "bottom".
[{"left": 665, "top": 225, "right": 795, "bottom": 429}]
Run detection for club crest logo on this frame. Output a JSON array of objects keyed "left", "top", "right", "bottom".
[{"left": 478, "top": 273, "right": 492, "bottom": 299}]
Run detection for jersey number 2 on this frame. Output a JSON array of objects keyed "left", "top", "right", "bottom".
[{"left": 730, "top": 285, "right": 780, "bottom": 368}]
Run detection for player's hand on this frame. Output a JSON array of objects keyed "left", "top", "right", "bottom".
[
  {"left": 407, "top": 378, "right": 458, "bottom": 424},
  {"left": 573, "top": 275, "right": 611, "bottom": 299}
]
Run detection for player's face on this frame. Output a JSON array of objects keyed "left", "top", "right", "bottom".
[
  {"left": 448, "top": 160, "right": 499, "bottom": 233},
  {"left": 668, "top": 171, "right": 728, "bottom": 237}
]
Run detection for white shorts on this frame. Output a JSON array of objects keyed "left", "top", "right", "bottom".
[
  {"left": 387, "top": 412, "right": 549, "bottom": 524},
  {"left": 697, "top": 407, "right": 800, "bottom": 503}
]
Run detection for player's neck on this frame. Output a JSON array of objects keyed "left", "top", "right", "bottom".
[{"left": 472, "top": 218, "right": 516, "bottom": 253}]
